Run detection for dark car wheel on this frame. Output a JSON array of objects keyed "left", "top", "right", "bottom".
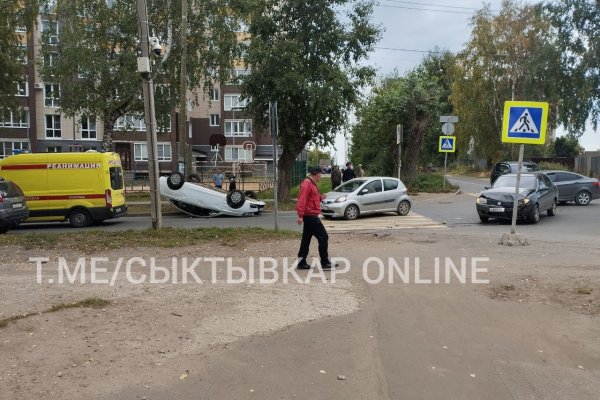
[
  {"left": 528, "top": 204, "right": 540, "bottom": 224},
  {"left": 226, "top": 190, "right": 246, "bottom": 209},
  {"left": 69, "top": 208, "right": 93, "bottom": 228},
  {"left": 396, "top": 200, "right": 411, "bottom": 216},
  {"left": 547, "top": 199, "right": 557, "bottom": 216},
  {"left": 166, "top": 171, "right": 185, "bottom": 190},
  {"left": 574, "top": 190, "right": 591, "bottom": 206},
  {"left": 344, "top": 204, "right": 360, "bottom": 220},
  {"left": 244, "top": 190, "right": 258, "bottom": 200},
  {"left": 479, "top": 215, "right": 489, "bottom": 223}
]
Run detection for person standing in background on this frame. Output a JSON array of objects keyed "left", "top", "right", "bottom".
[
  {"left": 213, "top": 171, "right": 224, "bottom": 189},
  {"left": 356, "top": 164, "right": 365, "bottom": 178},
  {"left": 331, "top": 165, "right": 342, "bottom": 188},
  {"left": 342, "top": 162, "right": 355, "bottom": 182}
]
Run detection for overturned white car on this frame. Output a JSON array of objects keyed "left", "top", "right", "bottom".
[{"left": 159, "top": 172, "right": 265, "bottom": 217}]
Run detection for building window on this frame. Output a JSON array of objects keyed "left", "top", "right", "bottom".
[
  {"left": 45, "top": 114, "right": 61, "bottom": 138},
  {"left": 224, "top": 120, "right": 252, "bottom": 137},
  {"left": 41, "top": 20, "right": 59, "bottom": 44},
  {"left": 211, "top": 88, "right": 219, "bottom": 101},
  {"left": 80, "top": 116, "right": 97, "bottom": 139},
  {"left": 209, "top": 114, "right": 220, "bottom": 126},
  {"left": 0, "top": 141, "right": 29, "bottom": 159},
  {"left": 44, "top": 53, "right": 58, "bottom": 70},
  {"left": 0, "top": 109, "right": 29, "bottom": 128},
  {"left": 116, "top": 114, "right": 146, "bottom": 131},
  {"left": 47, "top": 146, "right": 62, "bottom": 153},
  {"left": 225, "top": 146, "right": 252, "bottom": 162},
  {"left": 224, "top": 94, "right": 248, "bottom": 111},
  {"left": 17, "top": 45, "right": 28, "bottom": 64},
  {"left": 134, "top": 143, "right": 172, "bottom": 162},
  {"left": 16, "top": 80, "right": 28, "bottom": 96},
  {"left": 44, "top": 83, "right": 60, "bottom": 107}
]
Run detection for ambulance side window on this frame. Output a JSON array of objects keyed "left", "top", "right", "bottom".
[{"left": 110, "top": 167, "right": 123, "bottom": 190}]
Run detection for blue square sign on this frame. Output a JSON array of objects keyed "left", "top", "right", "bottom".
[{"left": 502, "top": 101, "right": 548, "bottom": 144}]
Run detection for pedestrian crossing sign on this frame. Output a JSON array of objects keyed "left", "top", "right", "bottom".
[
  {"left": 502, "top": 101, "right": 548, "bottom": 144},
  {"left": 438, "top": 136, "right": 456, "bottom": 153}
]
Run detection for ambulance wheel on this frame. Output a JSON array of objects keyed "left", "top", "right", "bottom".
[
  {"left": 226, "top": 190, "right": 246, "bottom": 209},
  {"left": 69, "top": 208, "right": 92, "bottom": 228},
  {"left": 167, "top": 171, "right": 185, "bottom": 190}
]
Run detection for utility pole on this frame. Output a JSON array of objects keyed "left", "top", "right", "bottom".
[
  {"left": 179, "top": 0, "right": 192, "bottom": 177},
  {"left": 396, "top": 124, "right": 403, "bottom": 179},
  {"left": 136, "top": 0, "right": 162, "bottom": 229}
]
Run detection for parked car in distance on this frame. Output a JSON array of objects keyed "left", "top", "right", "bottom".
[
  {"left": 0, "top": 178, "right": 28, "bottom": 234},
  {"left": 476, "top": 172, "right": 558, "bottom": 224},
  {"left": 543, "top": 170, "right": 600, "bottom": 206},
  {"left": 321, "top": 177, "right": 412, "bottom": 220},
  {"left": 490, "top": 161, "right": 539, "bottom": 185},
  {"left": 159, "top": 172, "right": 265, "bottom": 217}
]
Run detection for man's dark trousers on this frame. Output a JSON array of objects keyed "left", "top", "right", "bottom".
[{"left": 298, "top": 216, "right": 329, "bottom": 266}]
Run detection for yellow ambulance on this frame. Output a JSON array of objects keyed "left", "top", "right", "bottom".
[{"left": 0, "top": 151, "right": 127, "bottom": 227}]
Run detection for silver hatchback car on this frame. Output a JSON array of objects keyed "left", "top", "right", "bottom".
[{"left": 320, "top": 177, "right": 412, "bottom": 220}]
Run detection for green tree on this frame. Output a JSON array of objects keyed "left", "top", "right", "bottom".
[
  {"left": 552, "top": 135, "right": 580, "bottom": 157},
  {"left": 545, "top": 0, "right": 600, "bottom": 134},
  {"left": 450, "top": 0, "right": 561, "bottom": 164},
  {"left": 0, "top": 0, "right": 43, "bottom": 111},
  {"left": 307, "top": 148, "right": 332, "bottom": 167},
  {"left": 239, "top": 0, "right": 380, "bottom": 200},
  {"left": 350, "top": 64, "right": 446, "bottom": 178},
  {"left": 38, "top": 0, "right": 239, "bottom": 149}
]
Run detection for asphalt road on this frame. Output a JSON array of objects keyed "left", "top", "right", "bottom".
[
  {"left": 10, "top": 175, "right": 600, "bottom": 245},
  {"left": 413, "top": 175, "right": 600, "bottom": 245}
]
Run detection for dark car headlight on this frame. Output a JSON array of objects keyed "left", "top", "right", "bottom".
[{"left": 476, "top": 197, "right": 487, "bottom": 205}]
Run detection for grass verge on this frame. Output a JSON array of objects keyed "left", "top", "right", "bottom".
[
  {"left": 0, "top": 297, "right": 111, "bottom": 329},
  {"left": 0, "top": 227, "right": 300, "bottom": 253},
  {"left": 404, "top": 173, "right": 459, "bottom": 194}
]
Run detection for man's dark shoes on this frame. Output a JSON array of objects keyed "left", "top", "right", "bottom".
[
  {"left": 321, "top": 263, "right": 336, "bottom": 269},
  {"left": 296, "top": 263, "right": 311, "bottom": 270}
]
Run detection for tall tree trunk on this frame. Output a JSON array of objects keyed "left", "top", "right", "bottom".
[
  {"left": 403, "top": 116, "right": 428, "bottom": 178},
  {"left": 102, "top": 116, "right": 114, "bottom": 151},
  {"left": 277, "top": 139, "right": 307, "bottom": 202}
]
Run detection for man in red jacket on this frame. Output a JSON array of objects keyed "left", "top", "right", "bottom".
[{"left": 296, "top": 166, "right": 335, "bottom": 269}]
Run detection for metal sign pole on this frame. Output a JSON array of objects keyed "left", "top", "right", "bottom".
[
  {"left": 269, "top": 101, "right": 279, "bottom": 231},
  {"left": 396, "top": 124, "right": 402, "bottom": 179},
  {"left": 443, "top": 153, "right": 448, "bottom": 190},
  {"left": 510, "top": 144, "right": 524, "bottom": 234}
]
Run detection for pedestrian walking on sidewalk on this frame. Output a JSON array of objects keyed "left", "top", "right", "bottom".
[{"left": 296, "top": 166, "right": 335, "bottom": 270}]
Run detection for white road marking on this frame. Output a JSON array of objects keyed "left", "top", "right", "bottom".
[{"left": 323, "top": 212, "right": 447, "bottom": 232}]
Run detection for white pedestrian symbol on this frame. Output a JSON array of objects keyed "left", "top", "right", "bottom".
[
  {"left": 510, "top": 109, "right": 538, "bottom": 133},
  {"left": 442, "top": 139, "right": 453, "bottom": 149}
]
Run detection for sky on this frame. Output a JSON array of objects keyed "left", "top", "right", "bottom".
[{"left": 330, "top": 0, "right": 600, "bottom": 165}]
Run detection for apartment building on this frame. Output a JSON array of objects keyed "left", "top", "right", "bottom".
[{"left": 1, "top": 3, "right": 277, "bottom": 175}]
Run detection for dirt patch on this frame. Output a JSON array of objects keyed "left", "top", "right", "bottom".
[{"left": 487, "top": 274, "right": 600, "bottom": 315}]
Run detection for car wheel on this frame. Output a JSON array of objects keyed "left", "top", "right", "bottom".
[
  {"left": 344, "top": 204, "right": 359, "bottom": 220},
  {"left": 479, "top": 215, "right": 489, "bottom": 223},
  {"left": 244, "top": 190, "right": 258, "bottom": 200},
  {"left": 574, "top": 190, "right": 591, "bottom": 206},
  {"left": 226, "top": 190, "right": 246, "bottom": 209},
  {"left": 166, "top": 171, "right": 185, "bottom": 190},
  {"left": 547, "top": 199, "right": 557, "bottom": 216},
  {"left": 69, "top": 208, "right": 92, "bottom": 228},
  {"left": 396, "top": 200, "right": 411, "bottom": 216},
  {"left": 528, "top": 204, "right": 540, "bottom": 224}
]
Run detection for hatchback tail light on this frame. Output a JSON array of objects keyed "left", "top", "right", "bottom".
[
  {"left": 0, "top": 193, "right": 3, "bottom": 203},
  {"left": 593, "top": 181, "right": 600, "bottom": 188},
  {"left": 105, "top": 189, "right": 112, "bottom": 208}
]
